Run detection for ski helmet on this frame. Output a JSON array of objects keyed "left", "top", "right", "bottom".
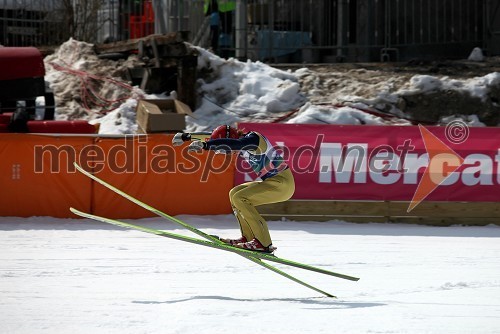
[{"left": 210, "top": 125, "right": 239, "bottom": 139}]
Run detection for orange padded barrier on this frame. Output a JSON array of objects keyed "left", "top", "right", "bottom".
[
  {"left": 0, "top": 134, "right": 93, "bottom": 217},
  {"left": 0, "top": 134, "right": 235, "bottom": 218},
  {"left": 90, "top": 134, "right": 234, "bottom": 218}
]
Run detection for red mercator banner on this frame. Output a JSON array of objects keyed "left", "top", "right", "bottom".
[{"left": 236, "top": 123, "right": 500, "bottom": 202}]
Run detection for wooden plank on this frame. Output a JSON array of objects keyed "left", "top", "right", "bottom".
[
  {"left": 258, "top": 200, "right": 389, "bottom": 216},
  {"left": 176, "top": 55, "right": 198, "bottom": 110},
  {"left": 386, "top": 217, "right": 499, "bottom": 226},
  {"left": 258, "top": 200, "right": 500, "bottom": 225},
  {"left": 94, "top": 33, "right": 189, "bottom": 54},
  {"left": 389, "top": 201, "right": 500, "bottom": 218},
  {"left": 261, "top": 214, "right": 388, "bottom": 223},
  {"left": 262, "top": 214, "right": 498, "bottom": 226},
  {"left": 157, "top": 42, "right": 190, "bottom": 58}
]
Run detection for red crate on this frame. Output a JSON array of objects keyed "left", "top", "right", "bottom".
[{"left": 129, "top": 16, "right": 154, "bottom": 39}]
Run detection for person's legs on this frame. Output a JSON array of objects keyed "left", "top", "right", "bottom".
[
  {"left": 230, "top": 169, "right": 295, "bottom": 246},
  {"left": 228, "top": 182, "right": 254, "bottom": 240},
  {"left": 209, "top": 25, "right": 219, "bottom": 53}
]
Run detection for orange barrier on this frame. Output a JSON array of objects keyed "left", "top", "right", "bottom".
[
  {"left": 0, "top": 134, "right": 235, "bottom": 218},
  {"left": 0, "top": 134, "right": 93, "bottom": 217},
  {"left": 91, "top": 135, "right": 234, "bottom": 218}
]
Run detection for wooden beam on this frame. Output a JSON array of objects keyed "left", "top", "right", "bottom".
[
  {"left": 258, "top": 200, "right": 389, "bottom": 216},
  {"left": 94, "top": 33, "right": 190, "bottom": 54},
  {"left": 258, "top": 200, "right": 500, "bottom": 226},
  {"left": 388, "top": 201, "right": 500, "bottom": 218}
]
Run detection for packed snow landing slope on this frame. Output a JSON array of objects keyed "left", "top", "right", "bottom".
[{"left": 1, "top": 215, "right": 500, "bottom": 334}]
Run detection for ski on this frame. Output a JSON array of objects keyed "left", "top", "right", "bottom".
[
  {"left": 70, "top": 207, "right": 358, "bottom": 282},
  {"left": 72, "top": 207, "right": 335, "bottom": 297},
  {"left": 70, "top": 206, "right": 353, "bottom": 298},
  {"left": 73, "top": 162, "right": 359, "bottom": 282},
  {"left": 237, "top": 254, "right": 337, "bottom": 298},
  {"left": 72, "top": 165, "right": 344, "bottom": 298}
]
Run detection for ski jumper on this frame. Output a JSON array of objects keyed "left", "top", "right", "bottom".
[{"left": 204, "top": 131, "right": 295, "bottom": 247}]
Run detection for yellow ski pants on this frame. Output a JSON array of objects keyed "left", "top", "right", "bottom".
[{"left": 229, "top": 168, "right": 295, "bottom": 247}]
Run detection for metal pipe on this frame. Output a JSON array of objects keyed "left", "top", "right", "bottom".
[{"left": 235, "top": 0, "right": 247, "bottom": 59}]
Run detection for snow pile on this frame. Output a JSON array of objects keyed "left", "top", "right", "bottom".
[
  {"left": 398, "top": 73, "right": 500, "bottom": 102},
  {"left": 43, "top": 38, "right": 145, "bottom": 125},
  {"left": 188, "top": 46, "right": 306, "bottom": 132},
  {"left": 468, "top": 47, "right": 485, "bottom": 62},
  {"left": 196, "top": 48, "right": 500, "bottom": 128},
  {"left": 42, "top": 41, "right": 500, "bottom": 133},
  {"left": 298, "top": 67, "right": 500, "bottom": 126},
  {"left": 285, "top": 102, "right": 400, "bottom": 125}
]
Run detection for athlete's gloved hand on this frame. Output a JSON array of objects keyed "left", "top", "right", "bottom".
[
  {"left": 188, "top": 140, "right": 205, "bottom": 151},
  {"left": 172, "top": 132, "right": 188, "bottom": 146}
]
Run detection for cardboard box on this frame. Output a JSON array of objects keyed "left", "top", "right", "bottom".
[
  {"left": 136, "top": 125, "right": 146, "bottom": 134},
  {"left": 136, "top": 99, "right": 193, "bottom": 133}
]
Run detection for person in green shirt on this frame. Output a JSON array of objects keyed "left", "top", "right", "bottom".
[{"left": 204, "top": 0, "right": 235, "bottom": 35}]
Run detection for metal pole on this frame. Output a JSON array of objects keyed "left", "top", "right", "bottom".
[
  {"left": 1, "top": 0, "right": 6, "bottom": 45},
  {"left": 177, "top": 0, "right": 183, "bottom": 31},
  {"left": 337, "top": 0, "right": 347, "bottom": 60},
  {"left": 153, "top": 0, "right": 168, "bottom": 34},
  {"left": 235, "top": 0, "right": 247, "bottom": 59}
]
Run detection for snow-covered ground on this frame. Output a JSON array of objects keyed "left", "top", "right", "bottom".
[{"left": 1, "top": 215, "right": 500, "bottom": 334}]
